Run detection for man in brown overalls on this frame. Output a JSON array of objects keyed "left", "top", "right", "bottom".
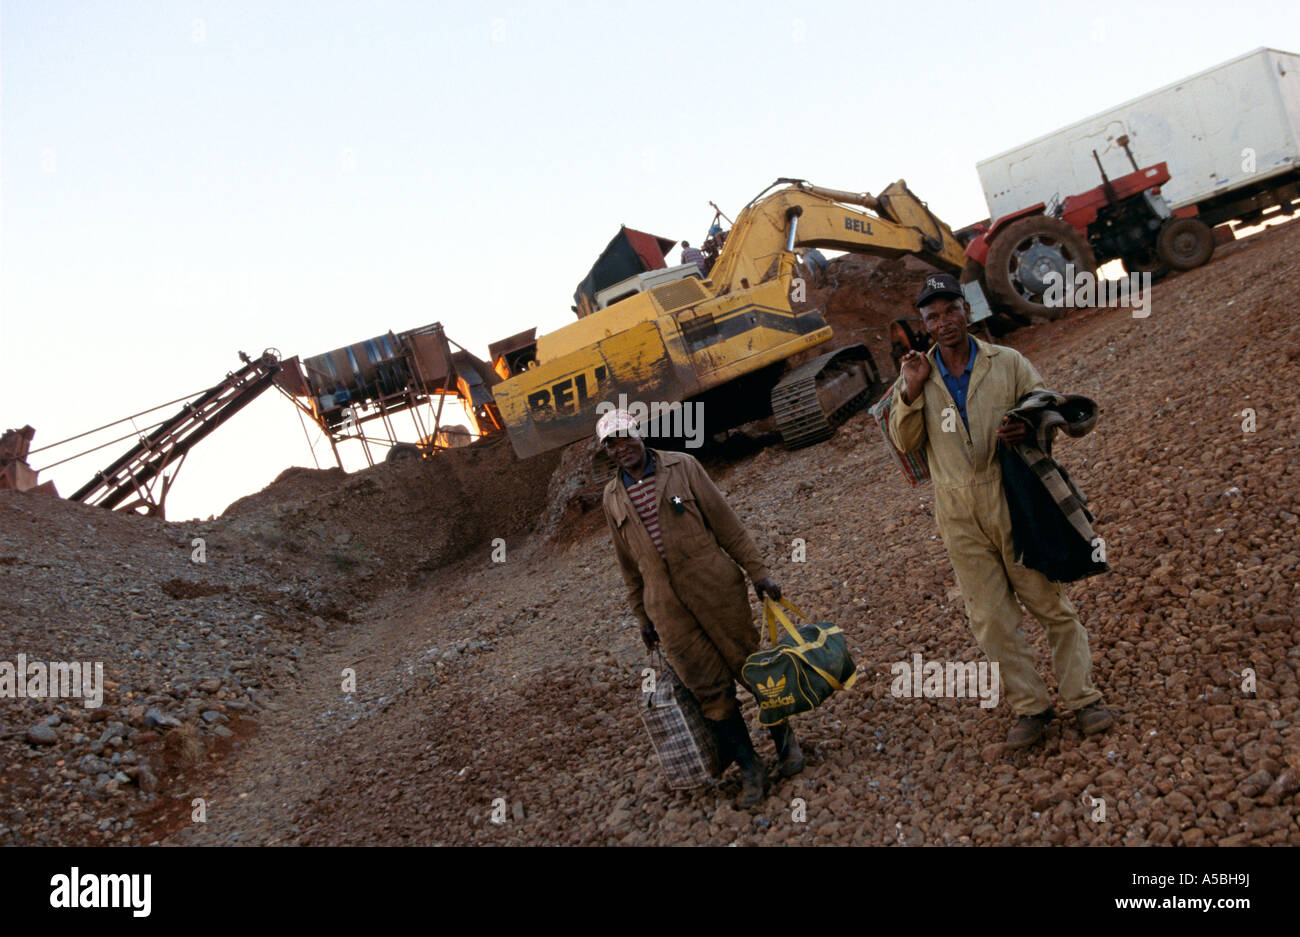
[{"left": 599, "top": 409, "right": 798, "bottom": 806}]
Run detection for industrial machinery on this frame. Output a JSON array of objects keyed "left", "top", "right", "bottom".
[
  {"left": 282, "top": 321, "right": 505, "bottom": 465},
  {"left": 486, "top": 177, "right": 980, "bottom": 460},
  {"left": 17, "top": 351, "right": 287, "bottom": 517},
  {"left": 955, "top": 48, "right": 1300, "bottom": 320},
  {"left": 976, "top": 48, "right": 1299, "bottom": 244},
  {"left": 959, "top": 134, "right": 1213, "bottom": 320},
  {"left": 20, "top": 323, "right": 500, "bottom": 518}
]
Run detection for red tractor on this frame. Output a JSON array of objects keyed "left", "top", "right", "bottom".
[{"left": 959, "top": 135, "right": 1215, "bottom": 322}]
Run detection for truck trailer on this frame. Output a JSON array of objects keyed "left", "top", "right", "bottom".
[{"left": 978, "top": 47, "right": 1300, "bottom": 231}]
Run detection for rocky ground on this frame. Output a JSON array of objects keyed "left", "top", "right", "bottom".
[
  {"left": 0, "top": 439, "right": 557, "bottom": 845},
  {"left": 2, "top": 219, "right": 1298, "bottom": 846}
]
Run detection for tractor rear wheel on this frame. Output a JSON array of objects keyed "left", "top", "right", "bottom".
[
  {"left": 984, "top": 215, "right": 1096, "bottom": 321},
  {"left": 1155, "top": 217, "right": 1214, "bottom": 271}
]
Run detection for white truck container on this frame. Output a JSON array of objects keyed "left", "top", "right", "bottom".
[{"left": 977, "top": 47, "right": 1300, "bottom": 227}]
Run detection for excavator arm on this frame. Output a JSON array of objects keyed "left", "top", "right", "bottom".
[
  {"left": 698, "top": 178, "right": 973, "bottom": 448},
  {"left": 707, "top": 178, "right": 966, "bottom": 296}
]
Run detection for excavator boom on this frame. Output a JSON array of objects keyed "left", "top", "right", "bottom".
[{"left": 707, "top": 178, "right": 965, "bottom": 296}]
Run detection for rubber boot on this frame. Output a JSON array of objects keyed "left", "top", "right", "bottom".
[
  {"left": 724, "top": 712, "right": 767, "bottom": 808},
  {"left": 768, "top": 722, "right": 805, "bottom": 777},
  {"left": 707, "top": 718, "right": 736, "bottom": 778}
]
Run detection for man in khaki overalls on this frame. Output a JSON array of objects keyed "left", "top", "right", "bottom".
[
  {"left": 887, "top": 274, "right": 1114, "bottom": 748},
  {"left": 598, "top": 410, "right": 798, "bottom": 805}
]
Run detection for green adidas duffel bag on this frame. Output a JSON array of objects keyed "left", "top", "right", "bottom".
[{"left": 741, "top": 598, "right": 857, "bottom": 727}]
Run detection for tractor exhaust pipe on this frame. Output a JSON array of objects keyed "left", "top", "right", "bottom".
[
  {"left": 1093, "top": 149, "right": 1119, "bottom": 205},
  {"left": 1117, "top": 134, "right": 1140, "bottom": 172}
]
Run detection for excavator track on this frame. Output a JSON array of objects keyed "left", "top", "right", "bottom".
[{"left": 771, "top": 345, "right": 881, "bottom": 450}]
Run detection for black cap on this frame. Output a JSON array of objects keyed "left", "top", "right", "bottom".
[{"left": 915, "top": 273, "right": 963, "bottom": 309}]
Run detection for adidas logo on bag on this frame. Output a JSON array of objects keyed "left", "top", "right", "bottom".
[{"left": 756, "top": 674, "right": 795, "bottom": 709}]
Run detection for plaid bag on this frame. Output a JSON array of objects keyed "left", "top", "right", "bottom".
[
  {"left": 639, "top": 656, "right": 720, "bottom": 789},
  {"left": 868, "top": 387, "right": 930, "bottom": 487}
]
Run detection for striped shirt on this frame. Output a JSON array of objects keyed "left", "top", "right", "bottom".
[
  {"left": 622, "top": 452, "right": 664, "bottom": 557},
  {"left": 627, "top": 476, "right": 663, "bottom": 556},
  {"left": 681, "top": 246, "right": 707, "bottom": 274}
]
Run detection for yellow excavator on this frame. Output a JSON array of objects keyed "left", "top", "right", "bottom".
[{"left": 488, "top": 177, "right": 974, "bottom": 459}]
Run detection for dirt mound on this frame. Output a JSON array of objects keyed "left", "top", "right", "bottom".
[
  {"left": 218, "top": 437, "right": 562, "bottom": 590},
  {"left": 536, "top": 440, "right": 608, "bottom": 545},
  {"left": 0, "top": 432, "right": 560, "bottom": 845},
  {"left": 222, "top": 467, "right": 348, "bottom": 519},
  {"left": 0, "top": 488, "right": 342, "bottom": 845}
]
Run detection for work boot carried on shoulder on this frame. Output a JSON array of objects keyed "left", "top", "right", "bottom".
[
  {"left": 1074, "top": 702, "right": 1115, "bottom": 736},
  {"left": 1006, "top": 707, "right": 1055, "bottom": 750},
  {"left": 768, "top": 722, "right": 805, "bottom": 777},
  {"left": 720, "top": 712, "right": 767, "bottom": 807}
]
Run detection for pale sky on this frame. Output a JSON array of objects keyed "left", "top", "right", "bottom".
[{"left": 2, "top": 0, "right": 1295, "bottom": 520}]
